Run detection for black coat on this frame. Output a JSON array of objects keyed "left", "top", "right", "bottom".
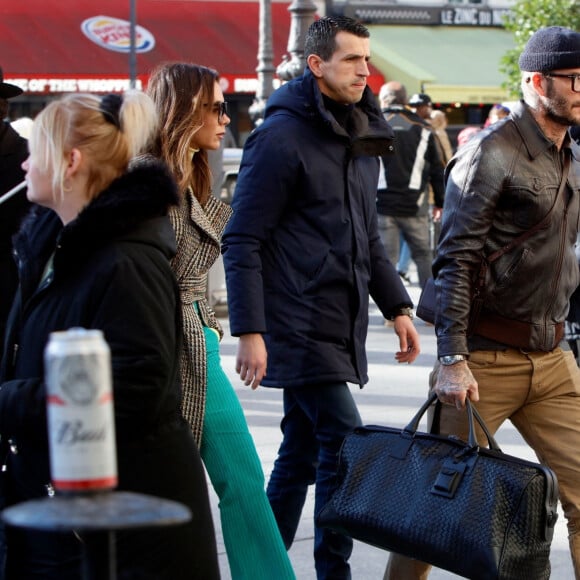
[
  {"left": 0, "top": 122, "right": 30, "bottom": 356},
  {"left": 0, "top": 161, "right": 219, "bottom": 579},
  {"left": 223, "top": 69, "right": 411, "bottom": 388},
  {"left": 377, "top": 105, "right": 445, "bottom": 216}
]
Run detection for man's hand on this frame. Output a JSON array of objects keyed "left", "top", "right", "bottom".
[
  {"left": 432, "top": 206, "right": 443, "bottom": 222},
  {"left": 236, "top": 333, "right": 267, "bottom": 390},
  {"left": 392, "top": 315, "right": 420, "bottom": 364},
  {"left": 434, "top": 361, "right": 479, "bottom": 410}
]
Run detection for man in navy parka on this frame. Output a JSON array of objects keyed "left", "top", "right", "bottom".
[{"left": 222, "top": 16, "right": 421, "bottom": 579}]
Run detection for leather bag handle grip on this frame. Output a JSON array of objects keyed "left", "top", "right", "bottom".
[{"left": 404, "top": 392, "right": 501, "bottom": 452}]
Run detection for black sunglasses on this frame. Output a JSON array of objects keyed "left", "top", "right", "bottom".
[{"left": 544, "top": 73, "right": 580, "bottom": 93}]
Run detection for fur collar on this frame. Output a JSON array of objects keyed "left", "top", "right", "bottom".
[{"left": 15, "top": 159, "right": 179, "bottom": 265}]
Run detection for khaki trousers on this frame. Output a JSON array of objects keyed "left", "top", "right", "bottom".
[{"left": 384, "top": 347, "right": 580, "bottom": 580}]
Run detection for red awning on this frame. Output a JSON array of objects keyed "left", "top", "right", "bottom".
[{"left": 0, "top": 0, "right": 384, "bottom": 95}]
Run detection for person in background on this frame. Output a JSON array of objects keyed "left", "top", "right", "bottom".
[
  {"left": 223, "top": 16, "right": 420, "bottom": 579},
  {"left": 484, "top": 103, "right": 511, "bottom": 127},
  {"left": 377, "top": 81, "right": 444, "bottom": 290},
  {"left": 455, "top": 125, "right": 482, "bottom": 148},
  {"left": 0, "top": 69, "right": 29, "bottom": 357},
  {"left": 394, "top": 91, "right": 436, "bottom": 277},
  {"left": 146, "top": 62, "right": 295, "bottom": 580},
  {"left": 456, "top": 104, "right": 508, "bottom": 151},
  {"left": 408, "top": 92, "right": 433, "bottom": 121},
  {"left": 384, "top": 25, "right": 580, "bottom": 580},
  {"left": 428, "top": 109, "right": 454, "bottom": 253},
  {"left": 429, "top": 110, "right": 453, "bottom": 161},
  {"left": 395, "top": 236, "right": 413, "bottom": 284},
  {"left": 0, "top": 91, "right": 220, "bottom": 579}
]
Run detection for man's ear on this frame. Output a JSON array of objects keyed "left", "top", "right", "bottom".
[
  {"left": 531, "top": 72, "right": 547, "bottom": 96},
  {"left": 65, "top": 148, "right": 83, "bottom": 178},
  {"left": 307, "top": 54, "right": 324, "bottom": 78}
]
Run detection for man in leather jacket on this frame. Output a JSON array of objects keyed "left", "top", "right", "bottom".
[{"left": 385, "top": 26, "right": 580, "bottom": 579}]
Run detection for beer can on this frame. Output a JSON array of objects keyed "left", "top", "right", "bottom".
[{"left": 44, "top": 328, "right": 118, "bottom": 492}]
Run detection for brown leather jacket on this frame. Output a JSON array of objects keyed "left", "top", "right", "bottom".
[{"left": 433, "top": 100, "right": 580, "bottom": 356}]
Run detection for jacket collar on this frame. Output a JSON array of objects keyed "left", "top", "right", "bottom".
[
  {"left": 512, "top": 100, "right": 579, "bottom": 161},
  {"left": 185, "top": 187, "right": 232, "bottom": 245}
]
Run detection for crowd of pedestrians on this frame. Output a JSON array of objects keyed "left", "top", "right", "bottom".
[{"left": 1, "top": 15, "right": 580, "bottom": 580}]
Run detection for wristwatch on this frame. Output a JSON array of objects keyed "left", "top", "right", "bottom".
[
  {"left": 390, "top": 307, "right": 414, "bottom": 320},
  {"left": 439, "top": 354, "right": 467, "bottom": 366}
]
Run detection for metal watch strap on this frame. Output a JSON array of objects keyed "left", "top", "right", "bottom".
[{"left": 439, "top": 355, "right": 467, "bottom": 366}]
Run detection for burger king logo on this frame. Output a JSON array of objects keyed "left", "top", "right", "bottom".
[{"left": 81, "top": 16, "right": 155, "bottom": 53}]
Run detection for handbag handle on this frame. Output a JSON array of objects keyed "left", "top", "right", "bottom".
[{"left": 404, "top": 392, "right": 501, "bottom": 452}]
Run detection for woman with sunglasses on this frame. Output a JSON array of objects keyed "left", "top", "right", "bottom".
[{"left": 146, "top": 63, "right": 295, "bottom": 580}]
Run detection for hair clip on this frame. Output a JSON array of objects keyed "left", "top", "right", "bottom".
[{"left": 100, "top": 94, "right": 123, "bottom": 130}]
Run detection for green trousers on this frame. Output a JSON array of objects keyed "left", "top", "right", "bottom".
[{"left": 201, "top": 326, "right": 295, "bottom": 580}]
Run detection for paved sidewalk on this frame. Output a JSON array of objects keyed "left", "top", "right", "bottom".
[{"left": 210, "top": 281, "right": 574, "bottom": 579}]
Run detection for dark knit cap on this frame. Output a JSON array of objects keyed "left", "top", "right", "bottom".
[{"left": 519, "top": 26, "right": 580, "bottom": 72}]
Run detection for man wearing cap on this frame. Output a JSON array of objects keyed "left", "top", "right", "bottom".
[
  {"left": 408, "top": 92, "right": 433, "bottom": 121},
  {"left": 0, "top": 68, "right": 29, "bottom": 356},
  {"left": 377, "top": 82, "right": 444, "bottom": 290},
  {"left": 384, "top": 25, "right": 580, "bottom": 580}
]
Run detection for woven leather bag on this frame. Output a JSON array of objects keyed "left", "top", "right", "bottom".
[{"left": 317, "top": 393, "right": 559, "bottom": 580}]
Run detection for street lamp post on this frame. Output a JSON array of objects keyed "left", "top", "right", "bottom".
[
  {"left": 248, "top": 0, "right": 276, "bottom": 125},
  {"left": 276, "top": 0, "right": 317, "bottom": 81},
  {"left": 129, "top": 0, "right": 137, "bottom": 89}
]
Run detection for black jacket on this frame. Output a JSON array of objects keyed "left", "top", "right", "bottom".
[
  {"left": 223, "top": 68, "right": 411, "bottom": 388},
  {"left": 377, "top": 105, "right": 445, "bottom": 216},
  {"left": 0, "top": 161, "right": 219, "bottom": 579},
  {"left": 434, "top": 101, "right": 580, "bottom": 356}
]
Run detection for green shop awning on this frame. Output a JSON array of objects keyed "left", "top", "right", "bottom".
[{"left": 368, "top": 25, "right": 515, "bottom": 104}]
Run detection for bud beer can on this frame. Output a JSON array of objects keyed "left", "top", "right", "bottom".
[{"left": 45, "top": 328, "right": 117, "bottom": 492}]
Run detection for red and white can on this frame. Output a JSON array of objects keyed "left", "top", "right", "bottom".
[{"left": 44, "top": 328, "right": 118, "bottom": 492}]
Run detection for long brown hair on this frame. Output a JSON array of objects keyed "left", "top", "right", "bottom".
[{"left": 146, "top": 62, "right": 218, "bottom": 205}]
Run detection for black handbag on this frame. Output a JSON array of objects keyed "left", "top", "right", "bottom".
[
  {"left": 317, "top": 393, "right": 559, "bottom": 580},
  {"left": 416, "top": 276, "right": 436, "bottom": 323}
]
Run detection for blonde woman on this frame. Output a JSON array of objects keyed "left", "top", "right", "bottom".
[{"left": 1, "top": 91, "right": 220, "bottom": 579}]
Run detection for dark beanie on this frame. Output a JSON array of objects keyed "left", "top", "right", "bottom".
[{"left": 518, "top": 26, "right": 580, "bottom": 72}]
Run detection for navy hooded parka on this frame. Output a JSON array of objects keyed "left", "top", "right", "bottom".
[{"left": 223, "top": 69, "right": 412, "bottom": 388}]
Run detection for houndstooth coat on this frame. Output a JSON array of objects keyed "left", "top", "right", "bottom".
[{"left": 170, "top": 188, "right": 232, "bottom": 446}]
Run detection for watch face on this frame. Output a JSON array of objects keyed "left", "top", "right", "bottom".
[{"left": 399, "top": 307, "right": 414, "bottom": 320}]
